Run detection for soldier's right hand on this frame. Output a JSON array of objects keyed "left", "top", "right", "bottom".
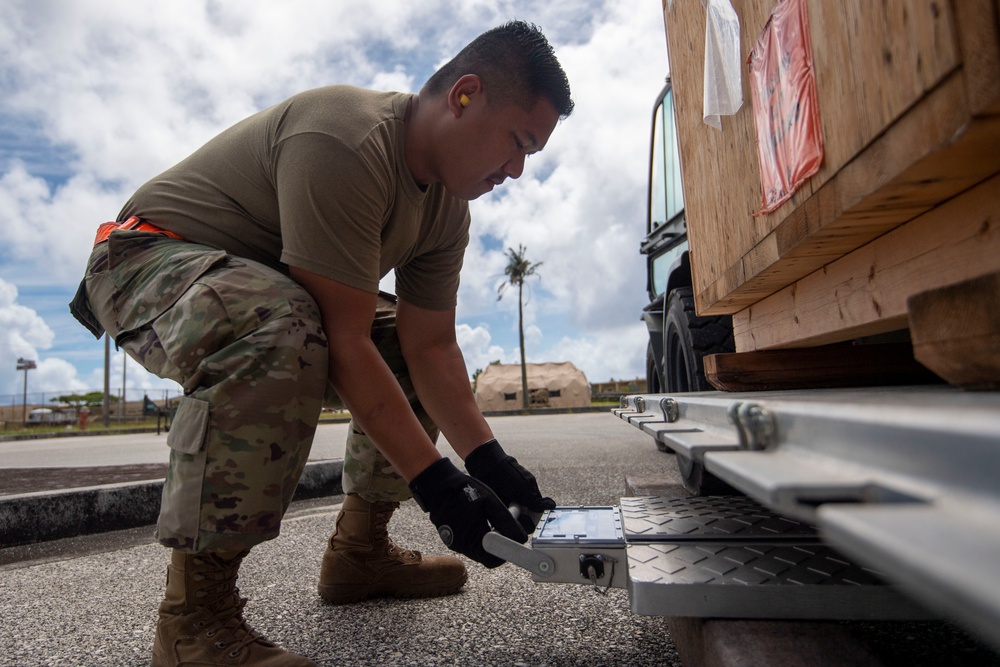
[{"left": 409, "top": 458, "right": 527, "bottom": 568}]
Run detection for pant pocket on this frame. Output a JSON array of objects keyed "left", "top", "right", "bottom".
[
  {"left": 155, "top": 396, "right": 210, "bottom": 550},
  {"left": 99, "top": 232, "right": 227, "bottom": 345}
]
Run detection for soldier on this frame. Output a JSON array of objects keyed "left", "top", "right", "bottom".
[{"left": 70, "top": 20, "right": 572, "bottom": 666}]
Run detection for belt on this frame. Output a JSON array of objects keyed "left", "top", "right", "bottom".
[{"left": 93, "top": 216, "right": 186, "bottom": 246}]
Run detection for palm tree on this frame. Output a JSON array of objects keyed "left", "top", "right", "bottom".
[{"left": 497, "top": 244, "right": 543, "bottom": 409}]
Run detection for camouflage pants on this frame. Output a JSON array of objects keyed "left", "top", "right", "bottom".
[
  {"left": 76, "top": 230, "right": 433, "bottom": 551},
  {"left": 78, "top": 230, "right": 328, "bottom": 552},
  {"left": 341, "top": 295, "right": 439, "bottom": 503}
]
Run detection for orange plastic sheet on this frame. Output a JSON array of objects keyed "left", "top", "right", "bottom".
[{"left": 747, "top": 0, "right": 823, "bottom": 215}]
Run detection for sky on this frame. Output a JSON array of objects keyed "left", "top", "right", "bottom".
[{"left": 0, "top": 0, "right": 671, "bottom": 404}]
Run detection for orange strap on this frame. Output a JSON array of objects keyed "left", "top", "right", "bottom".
[{"left": 93, "top": 216, "right": 186, "bottom": 246}]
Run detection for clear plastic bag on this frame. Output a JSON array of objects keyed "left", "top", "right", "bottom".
[{"left": 703, "top": 0, "right": 742, "bottom": 130}]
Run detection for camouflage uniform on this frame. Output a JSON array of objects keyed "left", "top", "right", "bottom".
[
  {"left": 74, "top": 229, "right": 430, "bottom": 552},
  {"left": 341, "top": 294, "right": 439, "bottom": 504}
]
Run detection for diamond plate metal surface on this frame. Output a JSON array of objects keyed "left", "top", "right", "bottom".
[
  {"left": 506, "top": 499, "right": 931, "bottom": 620},
  {"left": 626, "top": 541, "right": 931, "bottom": 619},
  {"left": 628, "top": 542, "right": 878, "bottom": 586},
  {"left": 621, "top": 495, "right": 818, "bottom": 541}
]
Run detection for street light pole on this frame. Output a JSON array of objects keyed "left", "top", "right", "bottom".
[
  {"left": 121, "top": 350, "right": 126, "bottom": 423},
  {"left": 16, "top": 357, "right": 36, "bottom": 426}
]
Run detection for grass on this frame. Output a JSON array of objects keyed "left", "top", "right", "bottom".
[{"left": 1, "top": 403, "right": 621, "bottom": 439}]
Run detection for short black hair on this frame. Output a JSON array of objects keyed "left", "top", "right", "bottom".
[{"left": 423, "top": 20, "right": 574, "bottom": 119}]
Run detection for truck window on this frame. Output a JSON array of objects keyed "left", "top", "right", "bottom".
[
  {"left": 650, "top": 243, "right": 683, "bottom": 299},
  {"left": 648, "top": 87, "right": 684, "bottom": 235}
]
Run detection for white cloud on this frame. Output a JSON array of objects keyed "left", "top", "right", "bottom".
[
  {"left": 1, "top": 0, "right": 669, "bottom": 390},
  {"left": 0, "top": 278, "right": 53, "bottom": 369},
  {"left": 455, "top": 323, "right": 510, "bottom": 373},
  {"left": 533, "top": 323, "right": 650, "bottom": 384},
  {"left": 458, "top": 0, "right": 667, "bottom": 379},
  {"left": 456, "top": 317, "right": 649, "bottom": 386},
  {"left": 0, "top": 276, "right": 180, "bottom": 399},
  {"left": 0, "top": 164, "right": 129, "bottom": 285},
  {"left": 0, "top": 277, "right": 79, "bottom": 397},
  {"left": 33, "top": 357, "right": 88, "bottom": 395}
]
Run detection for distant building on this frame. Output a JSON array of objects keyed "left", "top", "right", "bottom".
[
  {"left": 475, "top": 362, "right": 591, "bottom": 411},
  {"left": 589, "top": 378, "right": 648, "bottom": 402}
]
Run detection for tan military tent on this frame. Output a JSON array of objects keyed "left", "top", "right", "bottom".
[{"left": 475, "top": 362, "right": 591, "bottom": 411}]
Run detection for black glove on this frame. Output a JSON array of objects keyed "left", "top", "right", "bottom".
[
  {"left": 409, "top": 457, "right": 527, "bottom": 568},
  {"left": 464, "top": 439, "right": 556, "bottom": 532}
]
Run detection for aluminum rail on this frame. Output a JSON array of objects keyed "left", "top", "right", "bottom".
[{"left": 614, "top": 386, "right": 1000, "bottom": 652}]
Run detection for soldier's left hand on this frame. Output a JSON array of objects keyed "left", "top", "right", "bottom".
[{"left": 464, "top": 439, "right": 556, "bottom": 532}]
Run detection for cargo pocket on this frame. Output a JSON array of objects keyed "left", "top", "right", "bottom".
[
  {"left": 115, "top": 248, "right": 227, "bottom": 335},
  {"left": 100, "top": 231, "right": 227, "bottom": 346},
  {"left": 157, "top": 396, "right": 211, "bottom": 549}
]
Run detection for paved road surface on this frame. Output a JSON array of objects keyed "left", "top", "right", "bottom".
[
  {"left": 1, "top": 412, "right": 997, "bottom": 666},
  {"left": 0, "top": 412, "right": 686, "bottom": 667},
  {"left": 0, "top": 420, "right": 349, "bottom": 468}
]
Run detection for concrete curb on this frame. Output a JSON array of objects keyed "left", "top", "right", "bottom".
[{"left": 0, "top": 459, "right": 343, "bottom": 549}]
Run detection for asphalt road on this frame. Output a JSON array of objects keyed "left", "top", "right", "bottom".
[
  {"left": 0, "top": 419, "right": 349, "bottom": 468},
  {"left": 0, "top": 412, "right": 685, "bottom": 667},
  {"left": 2, "top": 412, "right": 998, "bottom": 666}
]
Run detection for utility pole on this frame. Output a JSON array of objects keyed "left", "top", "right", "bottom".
[
  {"left": 103, "top": 334, "right": 110, "bottom": 427},
  {"left": 16, "top": 357, "right": 36, "bottom": 426}
]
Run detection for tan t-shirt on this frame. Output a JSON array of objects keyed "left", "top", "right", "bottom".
[{"left": 119, "top": 86, "right": 470, "bottom": 311}]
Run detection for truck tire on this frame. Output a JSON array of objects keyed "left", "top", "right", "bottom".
[
  {"left": 646, "top": 341, "right": 663, "bottom": 394},
  {"left": 676, "top": 453, "right": 737, "bottom": 496},
  {"left": 645, "top": 343, "right": 672, "bottom": 452},
  {"left": 663, "top": 287, "right": 737, "bottom": 494},
  {"left": 663, "top": 287, "right": 734, "bottom": 393}
]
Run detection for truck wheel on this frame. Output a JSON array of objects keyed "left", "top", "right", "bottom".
[
  {"left": 645, "top": 342, "right": 672, "bottom": 452},
  {"left": 646, "top": 341, "right": 663, "bottom": 394},
  {"left": 676, "top": 454, "right": 738, "bottom": 495},
  {"left": 664, "top": 287, "right": 737, "bottom": 494},
  {"left": 663, "top": 287, "right": 734, "bottom": 393}
]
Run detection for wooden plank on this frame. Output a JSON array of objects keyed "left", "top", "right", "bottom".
[
  {"left": 731, "top": 172, "right": 1000, "bottom": 350},
  {"left": 664, "top": 0, "right": 765, "bottom": 307},
  {"left": 952, "top": 0, "right": 1000, "bottom": 115},
  {"left": 663, "top": 1, "right": 977, "bottom": 315},
  {"left": 701, "top": 75, "right": 1000, "bottom": 314},
  {"left": 908, "top": 271, "right": 1000, "bottom": 390},
  {"left": 704, "top": 344, "right": 940, "bottom": 392}
]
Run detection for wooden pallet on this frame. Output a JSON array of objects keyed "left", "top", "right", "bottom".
[{"left": 661, "top": 0, "right": 1000, "bottom": 356}]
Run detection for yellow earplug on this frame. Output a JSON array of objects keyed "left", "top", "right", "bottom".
[{"left": 459, "top": 94, "right": 470, "bottom": 107}]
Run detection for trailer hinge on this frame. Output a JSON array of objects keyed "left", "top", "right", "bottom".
[{"left": 728, "top": 401, "right": 775, "bottom": 450}]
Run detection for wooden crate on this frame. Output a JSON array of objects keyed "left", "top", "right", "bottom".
[{"left": 662, "top": 0, "right": 1000, "bottom": 350}]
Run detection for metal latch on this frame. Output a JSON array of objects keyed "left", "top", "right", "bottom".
[
  {"left": 483, "top": 506, "right": 628, "bottom": 591},
  {"left": 481, "top": 531, "right": 556, "bottom": 577}
]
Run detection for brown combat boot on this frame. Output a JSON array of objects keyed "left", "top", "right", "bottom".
[
  {"left": 152, "top": 549, "right": 316, "bottom": 666},
  {"left": 318, "top": 493, "right": 468, "bottom": 604}
]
